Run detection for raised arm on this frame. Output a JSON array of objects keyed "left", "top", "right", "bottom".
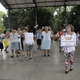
[{"left": 48, "top": 27, "right": 53, "bottom": 34}]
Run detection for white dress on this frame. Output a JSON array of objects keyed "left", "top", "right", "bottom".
[{"left": 41, "top": 31, "right": 51, "bottom": 50}]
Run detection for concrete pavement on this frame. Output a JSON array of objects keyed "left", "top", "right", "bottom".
[{"left": 0, "top": 40, "right": 80, "bottom": 80}]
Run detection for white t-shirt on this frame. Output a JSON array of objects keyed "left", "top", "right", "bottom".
[
  {"left": 0, "top": 34, "right": 3, "bottom": 42},
  {"left": 18, "top": 34, "right": 21, "bottom": 42},
  {"left": 63, "top": 32, "right": 76, "bottom": 53},
  {"left": 10, "top": 32, "right": 18, "bottom": 43},
  {"left": 42, "top": 31, "right": 51, "bottom": 40},
  {"left": 24, "top": 32, "right": 34, "bottom": 45}
]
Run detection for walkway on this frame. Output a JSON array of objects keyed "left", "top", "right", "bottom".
[{"left": 0, "top": 40, "right": 80, "bottom": 80}]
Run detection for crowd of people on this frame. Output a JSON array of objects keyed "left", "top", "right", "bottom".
[{"left": 0, "top": 24, "right": 77, "bottom": 74}]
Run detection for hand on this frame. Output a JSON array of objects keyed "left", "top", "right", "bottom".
[
  {"left": 49, "top": 27, "right": 51, "bottom": 30},
  {"left": 42, "top": 27, "right": 44, "bottom": 30}
]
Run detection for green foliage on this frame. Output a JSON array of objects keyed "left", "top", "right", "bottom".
[
  {"left": 3, "top": 7, "right": 54, "bottom": 33},
  {"left": 68, "top": 6, "right": 80, "bottom": 33},
  {"left": 0, "top": 11, "right": 6, "bottom": 32},
  {"left": 3, "top": 6, "right": 80, "bottom": 33}
]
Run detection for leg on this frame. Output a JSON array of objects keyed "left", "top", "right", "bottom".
[
  {"left": 24, "top": 43, "right": 30, "bottom": 58},
  {"left": 69, "top": 52, "right": 74, "bottom": 70},
  {"left": 37, "top": 45, "right": 39, "bottom": 49},
  {"left": 30, "top": 52, "right": 32, "bottom": 59},
  {"left": 1, "top": 49, "right": 3, "bottom": 53},
  {"left": 29, "top": 44, "right": 34, "bottom": 58},
  {"left": 64, "top": 53, "right": 70, "bottom": 71},
  {"left": 44, "top": 49, "right": 46, "bottom": 56},
  {"left": 15, "top": 42, "right": 19, "bottom": 57},
  {"left": 12, "top": 50, "right": 14, "bottom": 56},
  {"left": 47, "top": 50, "right": 50, "bottom": 56},
  {"left": 59, "top": 40, "right": 61, "bottom": 52},
  {"left": 5, "top": 46, "right": 9, "bottom": 53},
  {"left": 11, "top": 50, "right": 14, "bottom": 58},
  {"left": 24, "top": 51, "right": 28, "bottom": 57},
  {"left": 15, "top": 50, "right": 19, "bottom": 57},
  {"left": 11, "top": 42, "right": 14, "bottom": 57},
  {"left": 21, "top": 37, "right": 24, "bottom": 50}
]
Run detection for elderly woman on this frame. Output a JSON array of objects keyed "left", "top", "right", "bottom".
[
  {"left": 62, "top": 24, "right": 76, "bottom": 74},
  {"left": 41, "top": 26, "right": 53, "bottom": 57}
]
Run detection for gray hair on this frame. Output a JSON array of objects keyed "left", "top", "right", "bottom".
[{"left": 67, "top": 24, "right": 74, "bottom": 32}]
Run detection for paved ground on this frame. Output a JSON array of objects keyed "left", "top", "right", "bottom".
[{"left": 0, "top": 40, "right": 80, "bottom": 80}]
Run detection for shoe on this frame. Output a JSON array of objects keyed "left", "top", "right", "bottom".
[
  {"left": 10, "top": 56, "right": 14, "bottom": 58},
  {"left": 25, "top": 57, "right": 28, "bottom": 60},
  {"left": 65, "top": 71, "right": 68, "bottom": 74},
  {"left": 47, "top": 55, "right": 50, "bottom": 57},
  {"left": 44, "top": 55, "right": 46, "bottom": 57},
  {"left": 69, "top": 68, "right": 73, "bottom": 71},
  {"left": 30, "top": 56, "right": 33, "bottom": 59},
  {"left": 6, "top": 51, "right": 9, "bottom": 53},
  {"left": 18, "top": 52, "right": 21, "bottom": 54}
]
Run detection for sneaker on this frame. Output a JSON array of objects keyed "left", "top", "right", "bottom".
[
  {"left": 6, "top": 51, "right": 9, "bottom": 53},
  {"left": 10, "top": 56, "right": 14, "bottom": 58},
  {"left": 65, "top": 71, "right": 68, "bottom": 74},
  {"left": 47, "top": 55, "right": 50, "bottom": 57},
  {"left": 69, "top": 68, "right": 73, "bottom": 71},
  {"left": 18, "top": 52, "right": 21, "bottom": 54},
  {"left": 44, "top": 55, "right": 46, "bottom": 57},
  {"left": 25, "top": 57, "right": 28, "bottom": 60},
  {"left": 30, "top": 56, "right": 33, "bottom": 59}
]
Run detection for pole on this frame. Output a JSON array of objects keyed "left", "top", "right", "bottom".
[
  {"left": 35, "top": 5, "right": 37, "bottom": 33},
  {"left": 64, "top": 0, "right": 67, "bottom": 28},
  {"left": 8, "top": 9, "right": 11, "bottom": 32}
]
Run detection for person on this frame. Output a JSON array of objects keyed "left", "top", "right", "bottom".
[
  {"left": 41, "top": 26, "right": 53, "bottom": 57},
  {"left": 21, "top": 27, "right": 34, "bottom": 59},
  {"left": 3, "top": 30, "right": 9, "bottom": 53},
  {"left": 9, "top": 28, "right": 19, "bottom": 58},
  {"left": 77, "top": 32, "right": 80, "bottom": 40},
  {"left": 37, "top": 29, "right": 42, "bottom": 50},
  {"left": 62, "top": 24, "right": 76, "bottom": 74},
  {"left": 58, "top": 29, "right": 63, "bottom": 52},
  {"left": 55, "top": 32, "right": 59, "bottom": 41},
  {"left": 17, "top": 28, "right": 21, "bottom": 50},
  {"left": 0, "top": 30, "right": 4, "bottom": 55}
]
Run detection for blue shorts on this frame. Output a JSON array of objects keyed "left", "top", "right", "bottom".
[{"left": 11, "top": 42, "right": 19, "bottom": 50}]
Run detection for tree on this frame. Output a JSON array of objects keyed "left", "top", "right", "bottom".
[
  {"left": 0, "top": 11, "right": 6, "bottom": 31},
  {"left": 3, "top": 7, "right": 54, "bottom": 33},
  {"left": 68, "top": 6, "right": 80, "bottom": 33}
]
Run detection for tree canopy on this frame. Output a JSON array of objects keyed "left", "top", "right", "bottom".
[
  {"left": 0, "top": 11, "right": 6, "bottom": 31},
  {"left": 2, "top": 6, "right": 80, "bottom": 33}
]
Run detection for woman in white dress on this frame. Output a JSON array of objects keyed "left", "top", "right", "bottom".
[{"left": 41, "top": 26, "right": 53, "bottom": 57}]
